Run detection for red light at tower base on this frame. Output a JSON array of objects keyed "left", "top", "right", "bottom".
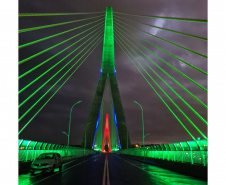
[{"left": 101, "top": 114, "right": 112, "bottom": 152}]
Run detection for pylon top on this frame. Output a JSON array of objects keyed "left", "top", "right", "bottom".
[{"left": 101, "top": 7, "right": 115, "bottom": 73}]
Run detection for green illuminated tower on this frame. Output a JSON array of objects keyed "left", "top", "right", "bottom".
[{"left": 82, "top": 7, "right": 131, "bottom": 150}]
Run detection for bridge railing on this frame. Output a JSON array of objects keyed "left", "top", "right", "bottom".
[
  {"left": 117, "top": 140, "right": 207, "bottom": 166},
  {"left": 18, "top": 139, "right": 96, "bottom": 162}
]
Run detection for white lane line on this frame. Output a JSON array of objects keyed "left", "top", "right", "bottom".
[
  {"left": 32, "top": 156, "right": 97, "bottom": 185},
  {"left": 102, "top": 155, "right": 107, "bottom": 185},
  {"left": 106, "top": 155, "right": 110, "bottom": 185},
  {"left": 112, "top": 154, "right": 167, "bottom": 185},
  {"left": 63, "top": 159, "right": 76, "bottom": 166}
]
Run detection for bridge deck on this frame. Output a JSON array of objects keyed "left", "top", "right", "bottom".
[{"left": 19, "top": 154, "right": 206, "bottom": 185}]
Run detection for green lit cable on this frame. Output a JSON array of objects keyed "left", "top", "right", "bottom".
[
  {"left": 19, "top": 18, "right": 104, "bottom": 49},
  {"left": 19, "top": 21, "right": 104, "bottom": 65},
  {"left": 114, "top": 12, "right": 207, "bottom": 23},
  {"left": 19, "top": 15, "right": 104, "bottom": 33},
  {"left": 114, "top": 20, "right": 207, "bottom": 76},
  {"left": 19, "top": 12, "right": 105, "bottom": 17},
  {"left": 115, "top": 30, "right": 207, "bottom": 125},
  {"left": 18, "top": 36, "right": 103, "bottom": 135},
  {"left": 114, "top": 18, "right": 207, "bottom": 58},
  {"left": 19, "top": 25, "right": 104, "bottom": 94},
  {"left": 115, "top": 37, "right": 197, "bottom": 141},
  {"left": 114, "top": 14, "right": 207, "bottom": 41},
  {"left": 114, "top": 22, "right": 207, "bottom": 92},
  {"left": 19, "top": 24, "right": 104, "bottom": 78},
  {"left": 19, "top": 32, "right": 103, "bottom": 121},
  {"left": 140, "top": 37, "right": 207, "bottom": 75},
  {"left": 19, "top": 30, "right": 103, "bottom": 108},
  {"left": 116, "top": 34, "right": 207, "bottom": 139},
  {"left": 114, "top": 24, "right": 207, "bottom": 108}
]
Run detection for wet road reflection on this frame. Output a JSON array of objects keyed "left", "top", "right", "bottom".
[{"left": 19, "top": 154, "right": 207, "bottom": 185}]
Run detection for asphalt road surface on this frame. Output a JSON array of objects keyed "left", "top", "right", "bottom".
[{"left": 19, "top": 154, "right": 207, "bottom": 185}]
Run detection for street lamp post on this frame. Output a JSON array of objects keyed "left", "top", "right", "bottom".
[
  {"left": 133, "top": 100, "right": 145, "bottom": 148},
  {"left": 84, "top": 122, "right": 92, "bottom": 154},
  {"left": 62, "top": 100, "right": 82, "bottom": 146},
  {"left": 122, "top": 122, "right": 128, "bottom": 149}
]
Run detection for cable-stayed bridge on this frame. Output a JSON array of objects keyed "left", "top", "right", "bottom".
[{"left": 19, "top": 6, "right": 207, "bottom": 185}]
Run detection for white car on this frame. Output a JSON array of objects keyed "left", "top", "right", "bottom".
[{"left": 30, "top": 153, "right": 63, "bottom": 175}]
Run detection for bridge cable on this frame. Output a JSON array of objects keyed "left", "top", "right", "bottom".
[
  {"left": 19, "top": 11, "right": 105, "bottom": 17},
  {"left": 114, "top": 28, "right": 207, "bottom": 125},
  {"left": 19, "top": 29, "right": 103, "bottom": 109},
  {"left": 19, "top": 18, "right": 104, "bottom": 49},
  {"left": 114, "top": 12, "right": 207, "bottom": 23},
  {"left": 114, "top": 22, "right": 207, "bottom": 93},
  {"left": 19, "top": 14, "right": 104, "bottom": 33},
  {"left": 19, "top": 25, "right": 104, "bottom": 94},
  {"left": 114, "top": 15, "right": 207, "bottom": 41},
  {"left": 19, "top": 22, "right": 104, "bottom": 78},
  {"left": 19, "top": 31, "right": 104, "bottom": 121},
  {"left": 115, "top": 37, "right": 197, "bottom": 141},
  {"left": 114, "top": 24, "right": 207, "bottom": 108},
  {"left": 114, "top": 18, "right": 207, "bottom": 58},
  {"left": 114, "top": 20, "right": 207, "bottom": 76},
  {"left": 115, "top": 35, "right": 207, "bottom": 140},
  {"left": 18, "top": 36, "right": 104, "bottom": 134}
]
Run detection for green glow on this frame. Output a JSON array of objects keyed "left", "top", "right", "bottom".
[
  {"left": 19, "top": 32, "right": 104, "bottom": 122},
  {"left": 19, "top": 15, "right": 104, "bottom": 33},
  {"left": 19, "top": 18, "right": 104, "bottom": 49},
  {"left": 18, "top": 36, "right": 103, "bottom": 134},
  {"left": 114, "top": 18, "right": 207, "bottom": 58},
  {"left": 115, "top": 35, "right": 207, "bottom": 139},
  {"left": 94, "top": 148, "right": 101, "bottom": 151},
  {"left": 114, "top": 24, "right": 207, "bottom": 109},
  {"left": 114, "top": 12, "right": 207, "bottom": 23},
  {"left": 19, "top": 22, "right": 104, "bottom": 66},
  {"left": 114, "top": 29, "right": 207, "bottom": 125},
  {"left": 19, "top": 28, "right": 103, "bottom": 106},
  {"left": 101, "top": 7, "right": 115, "bottom": 72},
  {"left": 19, "top": 26, "right": 104, "bottom": 93},
  {"left": 115, "top": 37, "right": 196, "bottom": 141},
  {"left": 19, "top": 12, "right": 105, "bottom": 17},
  {"left": 114, "top": 15, "right": 207, "bottom": 41},
  {"left": 114, "top": 22, "right": 207, "bottom": 93},
  {"left": 119, "top": 143, "right": 207, "bottom": 166}
]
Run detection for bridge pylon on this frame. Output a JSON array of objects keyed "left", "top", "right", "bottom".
[{"left": 82, "top": 7, "right": 131, "bottom": 150}]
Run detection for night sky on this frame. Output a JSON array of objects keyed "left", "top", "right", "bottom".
[{"left": 19, "top": 0, "right": 207, "bottom": 146}]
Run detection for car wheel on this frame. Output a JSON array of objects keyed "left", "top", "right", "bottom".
[
  {"left": 31, "top": 171, "right": 34, "bottom": 175},
  {"left": 59, "top": 165, "right": 62, "bottom": 171}
]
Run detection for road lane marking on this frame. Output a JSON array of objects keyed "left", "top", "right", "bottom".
[
  {"left": 102, "top": 155, "right": 107, "bottom": 185},
  {"left": 32, "top": 155, "right": 98, "bottom": 185},
  {"left": 102, "top": 154, "right": 110, "bottom": 185},
  {"left": 63, "top": 159, "right": 76, "bottom": 166},
  {"left": 106, "top": 155, "right": 110, "bottom": 185}
]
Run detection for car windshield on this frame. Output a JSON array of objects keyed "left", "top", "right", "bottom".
[{"left": 38, "top": 154, "right": 55, "bottom": 159}]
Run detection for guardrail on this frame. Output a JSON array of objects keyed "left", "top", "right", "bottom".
[
  {"left": 117, "top": 140, "right": 208, "bottom": 166},
  {"left": 18, "top": 139, "right": 97, "bottom": 162}
]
